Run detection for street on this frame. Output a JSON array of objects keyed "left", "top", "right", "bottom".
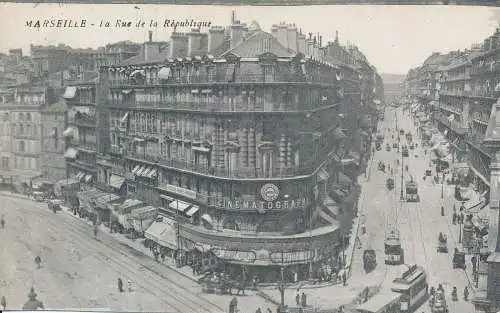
[
  {"left": 358, "top": 106, "right": 475, "bottom": 313},
  {"left": 0, "top": 194, "right": 275, "bottom": 313}
]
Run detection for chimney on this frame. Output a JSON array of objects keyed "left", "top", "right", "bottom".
[
  {"left": 319, "top": 36, "right": 323, "bottom": 48},
  {"left": 148, "top": 30, "right": 153, "bottom": 42},
  {"left": 271, "top": 25, "right": 278, "bottom": 38},
  {"left": 169, "top": 32, "right": 189, "bottom": 58},
  {"left": 483, "top": 38, "right": 491, "bottom": 51},
  {"left": 231, "top": 11, "right": 236, "bottom": 24},
  {"left": 297, "top": 32, "right": 306, "bottom": 54},
  {"left": 275, "top": 23, "right": 288, "bottom": 49},
  {"left": 187, "top": 28, "right": 207, "bottom": 56},
  {"left": 286, "top": 24, "right": 298, "bottom": 52},
  {"left": 208, "top": 26, "right": 225, "bottom": 52},
  {"left": 230, "top": 23, "right": 247, "bottom": 49},
  {"left": 335, "top": 30, "right": 339, "bottom": 44},
  {"left": 306, "top": 38, "right": 314, "bottom": 56}
]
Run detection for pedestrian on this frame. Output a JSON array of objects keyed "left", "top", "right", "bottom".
[
  {"left": 301, "top": 292, "right": 307, "bottom": 307},
  {"left": 296, "top": 289, "right": 300, "bottom": 306},
  {"left": 1, "top": 295, "right": 6, "bottom": 309},
  {"left": 256, "top": 308, "right": 262, "bottom": 313},
  {"left": 452, "top": 212, "right": 457, "bottom": 225},
  {"left": 117, "top": 278, "right": 123, "bottom": 292},
  {"left": 441, "top": 206, "right": 445, "bottom": 217},
  {"left": 342, "top": 271, "right": 347, "bottom": 286},
  {"left": 267, "top": 308, "right": 272, "bottom": 313}
]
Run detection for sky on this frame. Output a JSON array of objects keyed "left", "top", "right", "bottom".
[{"left": 0, "top": 4, "right": 498, "bottom": 75}]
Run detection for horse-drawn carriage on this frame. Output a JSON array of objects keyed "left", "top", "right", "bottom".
[
  {"left": 378, "top": 162, "right": 386, "bottom": 172},
  {"left": 453, "top": 248, "right": 466, "bottom": 269},
  {"left": 437, "top": 232, "right": 448, "bottom": 253},
  {"left": 199, "top": 273, "right": 246, "bottom": 295},
  {"left": 363, "top": 249, "right": 377, "bottom": 273},
  {"left": 48, "top": 199, "right": 63, "bottom": 212},
  {"left": 386, "top": 178, "right": 394, "bottom": 190}
]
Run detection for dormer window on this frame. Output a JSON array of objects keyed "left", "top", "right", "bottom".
[{"left": 263, "top": 37, "right": 272, "bottom": 51}]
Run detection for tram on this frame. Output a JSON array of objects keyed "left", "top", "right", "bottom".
[
  {"left": 391, "top": 265, "right": 429, "bottom": 313},
  {"left": 384, "top": 229, "right": 402, "bottom": 265},
  {"left": 355, "top": 291, "right": 401, "bottom": 313}
]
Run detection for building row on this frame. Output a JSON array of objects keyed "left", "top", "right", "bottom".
[
  {"left": 404, "top": 27, "right": 500, "bottom": 312},
  {"left": 1, "top": 12, "right": 384, "bottom": 281}
]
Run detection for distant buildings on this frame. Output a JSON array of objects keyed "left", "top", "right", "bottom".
[{"left": 405, "top": 27, "right": 500, "bottom": 312}]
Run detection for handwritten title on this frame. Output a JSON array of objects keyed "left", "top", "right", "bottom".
[{"left": 25, "top": 19, "right": 212, "bottom": 29}]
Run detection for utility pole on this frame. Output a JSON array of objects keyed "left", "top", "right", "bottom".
[{"left": 400, "top": 150, "right": 404, "bottom": 201}]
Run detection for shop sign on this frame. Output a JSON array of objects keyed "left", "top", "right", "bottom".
[
  {"left": 166, "top": 184, "right": 196, "bottom": 199},
  {"left": 269, "top": 250, "right": 315, "bottom": 264},
  {"left": 218, "top": 197, "right": 309, "bottom": 211},
  {"left": 213, "top": 249, "right": 256, "bottom": 263}
]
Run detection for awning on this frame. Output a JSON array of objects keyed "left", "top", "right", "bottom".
[
  {"left": 160, "top": 194, "right": 175, "bottom": 201},
  {"left": 145, "top": 219, "right": 178, "bottom": 250},
  {"left": 341, "top": 158, "right": 357, "bottom": 166},
  {"left": 334, "top": 128, "right": 347, "bottom": 140},
  {"left": 63, "top": 86, "right": 77, "bottom": 99},
  {"left": 121, "top": 90, "right": 133, "bottom": 95},
  {"left": 84, "top": 174, "right": 93, "bottom": 183},
  {"left": 317, "top": 168, "right": 329, "bottom": 182},
  {"left": 62, "top": 127, "right": 76, "bottom": 138},
  {"left": 132, "top": 165, "right": 141, "bottom": 175},
  {"left": 130, "top": 69, "right": 145, "bottom": 77},
  {"left": 135, "top": 166, "right": 146, "bottom": 176},
  {"left": 331, "top": 189, "right": 346, "bottom": 201},
  {"left": 76, "top": 172, "right": 85, "bottom": 180},
  {"left": 73, "top": 106, "right": 92, "bottom": 115},
  {"left": 185, "top": 206, "right": 200, "bottom": 217},
  {"left": 64, "top": 147, "right": 78, "bottom": 159},
  {"left": 146, "top": 168, "right": 157, "bottom": 178},
  {"left": 139, "top": 167, "right": 150, "bottom": 177},
  {"left": 119, "top": 199, "right": 144, "bottom": 213},
  {"left": 319, "top": 210, "right": 337, "bottom": 225},
  {"left": 130, "top": 206, "right": 158, "bottom": 220},
  {"left": 168, "top": 200, "right": 191, "bottom": 213},
  {"left": 158, "top": 67, "right": 171, "bottom": 79},
  {"left": 349, "top": 151, "right": 361, "bottom": 162},
  {"left": 201, "top": 214, "right": 213, "bottom": 226},
  {"left": 192, "top": 146, "right": 211, "bottom": 153},
  {"left": 57, "top": 178, "right": 79, "bottom": 187},
  {"left": 338, "top": 172, "right": 352, "bottom": 186},
  {"left": 121, "top": 112, "right": 129, "bottom": 124},
  {"left": 109, "top": 174, "right": 125, "bottom": 189}
]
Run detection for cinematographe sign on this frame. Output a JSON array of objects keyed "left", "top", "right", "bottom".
[{"left": 218, "top": 183, "right": 309, "bottom": 211}]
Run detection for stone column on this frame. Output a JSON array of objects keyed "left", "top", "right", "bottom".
[
  {"left": 279, "top": 134, "right": 286, "bottom": 170},
  {"left": 241, "top": 127, "right": 248, "bottom": 168},
  {"left": 249, "top": 127, "right": 256, "bottom": 169},
  {"left": 287, "top": 138, "right": 293, "bottom": 167}
]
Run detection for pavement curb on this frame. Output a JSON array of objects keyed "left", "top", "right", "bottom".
[{"left": 58, "top": 205, "right": 202, "bottom": 283}]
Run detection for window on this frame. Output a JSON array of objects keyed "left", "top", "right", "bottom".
[
  {"left": 19, "top": 112, "right": 24, "bottom": 121},
  {"left": 26, "top": 113, "right": 31, "bottom": 121},
  {"left": 19, "top": 124, "right": 24, "bottom": 134},
  {"left": 1, "top": 157, "right": 8, "bottom": 169},
  {"left": 53, "top": 127, "right": 58, "bottom": 148},
  {"left": 19, "top": 141, "right": 25, "bottom": 152}
]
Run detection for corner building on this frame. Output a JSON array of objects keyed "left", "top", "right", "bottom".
[{"left": 98, "top": 20, "right": 378, "bottom": 280}]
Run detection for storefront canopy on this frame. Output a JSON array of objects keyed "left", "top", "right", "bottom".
[
  {"left": 109, "top": 174, "right": 125, "bottom": 189},
  {"left": 145, "top": 218, "right": 177, "bottom": 250},
  {"left": 64, "top": 148, "right": 78, "bottom": 159},
  {"left": 168, "top": 200, "right": 191, "bottom": 213},
  {"left": 63, "top": 86, "right": 77, "bottom": 99}
]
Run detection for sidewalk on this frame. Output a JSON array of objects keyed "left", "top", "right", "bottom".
[
  {"left": 257, "top": 161, "right": 375, "bottom": 310},
  {"left": 0, "top": 190, "right": 204, "bottom": 284}
]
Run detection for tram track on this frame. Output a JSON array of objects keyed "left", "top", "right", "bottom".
[{"left": 10, "top": 197, "right": 224, "bottom": 313}]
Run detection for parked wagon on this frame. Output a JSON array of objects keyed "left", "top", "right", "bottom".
[
  {"left": 453, "top": 248, "right": 466, "bottom": 269},
  {"left": 437, "top": 232, "right": 448, "bottom": 253},
  {"left": 363, "top": 249, "right": 377, "bottom": 273}
]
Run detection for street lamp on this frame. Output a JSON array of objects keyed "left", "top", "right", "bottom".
[
  {"left": 441, "top": 172, "right": 445, "bottom": 199},
  {"left": 278, "top": 266, "right": 286, "bottom": 312},
  {"left": 400, "top": 150, "right": 404, "bottom": 201},
  {"left": 458, "top": 215, "right": 463, "bottom": 244}
]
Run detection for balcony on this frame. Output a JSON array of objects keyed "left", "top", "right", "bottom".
[
  {"left": 439, "top": 105, "right": 462, "bottom": 115},
  {"left": 12, "top": 133, "right": 39, "bottom": 140},
  {"left": 471, "top": 63, "right": 500, "bottom": 76},
  {"left": 469, "top": 90, "right": 498, "bottom": 100},
  {"left": 73, "top": 115, "right": 96, "bottom": 128},
  {"left": 109, "top": 145, "right": 123, "bottom": 155},
  {"left": 125, "top": 151, "right": 320, "bottom": 180},
  {"left": 71, "top": 142, "right": 97, "bottom": 153},
  {"left": 444, "top": 74, "right": 470, "bottom": 82},
  {"left": 109, "top": 72, "right": 342, "bottom": 88},
  {"left": 67, "top": 160, "right": 97, "bottom": 172},
  {"left": 107, "top": 99, "right": 336, "bottom": 113},
  {"left": 439, "top": 90, "right": 470, "bottom": 97},
  {"left": 434, "top": 114, "right": 467, "bottom": 135}
]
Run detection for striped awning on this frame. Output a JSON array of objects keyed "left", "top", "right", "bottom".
[{"left": 168, "top": 200, "right": 191, "bottom": 212}]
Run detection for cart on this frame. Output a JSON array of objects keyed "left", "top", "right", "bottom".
[
  {"left": 32, "top": 191, "right": 47, "bottom": 202},
  {"left": 48, "top": 199, "right": 63, "bottom": 212},
  {"left": 363, "top": 249, "right": 377, "bottom": 273},
  {"left": 453, "top": 248, "right": 466, "bottom": 269},
  {"left": 386, "top": 178, "right": 394, "bottom": 190},
  {"left": 437, "top": 233, "right": 448, "bottom": 253}
]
